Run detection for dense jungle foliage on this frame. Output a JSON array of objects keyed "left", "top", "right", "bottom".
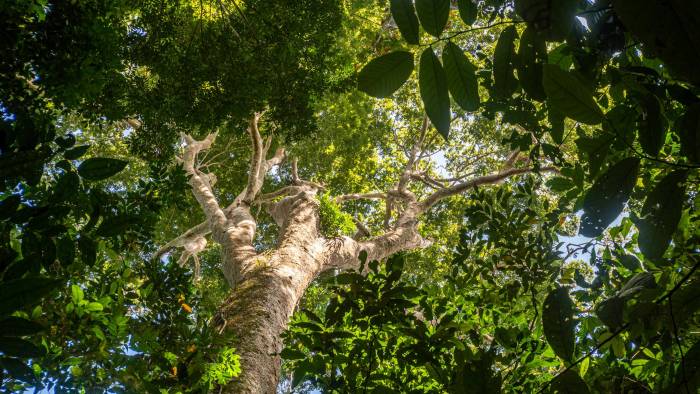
[{"left": 0, "top": 0, "right": 698, "bottom": 393}]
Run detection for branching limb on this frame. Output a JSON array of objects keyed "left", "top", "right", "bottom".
[
  {"left": 179, "top": 132, "right": 229, "bottom": 238},
  {"left": 153, "top": 222, "right": 211, "bottom": 261},
  {"left": 335, "top": 192, "right": 388, "bottom": 204},
  {"left": 420, "top": 166, "right": 559, "bottom": 210}
]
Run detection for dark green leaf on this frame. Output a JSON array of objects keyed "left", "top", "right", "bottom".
[
  {"left": 0, "top": 317, "right": 44, "bottom": 337},
  {"left": 635, "top": 93, "right": 667, "bottom": 156},
  {"left": 612, "top": 0, "right": 700, "bottom": 85},
  {"left": 0, "top": 337, "right": 44, "bottom": 358},
  {"left": 0, "top": 276, "right": 61, "bottom": 316},
  {"left": 457, "top": 0, "right": 477, "bottom": 25},
  {"left": 78, "top": 235, "right": 97, "bottom": 266},
  {"left": 678, "top": 102, "right": 700, "bottom": 163},
  {"left": 517, "top": 27, "right": 546, "bottom": 101},
  {"left": 63, "top": 145, "right": 90, "bottom": 160},
  {"left": 575, "top": 130, "right": 614, "bottom": 177},
  {"left": 549, "top": 109, "right": 565, "bottom": 144},
  {"left": 442, "top": 42, "right": 479, "bottom": 111},
  {"left": 492, "top": 25, "right": 519, "bottom": 99},
  {"left": 96, "top": 215, "right": 136, "bottom": 237},
  {"left": 390, "top": 0, "right": 420, "bottom": 45},
  {"left": 56, "top": 236, "right": 75, "bottom": 266},
  {"left": 0, "top": 194, "right": 21, "bottom": 220},
  {"left": 550, "top": 369, "right": 590, "bottom": 394},
  {"left": 0, "top": 357, "right": 35, "bottom": 383},
  {"left": 543, "top": 287, "right": 576, "bottom": 361},
  {"left": 580, "top": 158, "right": 640, "bottom": 237},
  {"left": 419, "top": 47, "right": 451, "bottom": 139},
  {"left": 77, "top": 158, "right": 128, "bottom": 181},
  {"left": 596, "top": 296, "right": 624, "bottom": 330},
  {"left": 543, "top": 64, "right": 603, "bottom": 125},
  {"left": 637, "top": 170, "right": 688, "bottom": 260},
  {"left": 357, "top": 51, "right": 414, "bottom": 98},
  {"left": 515, "top": 0, "right": 577, "bottom": 42},
  {"left": 414, "top": 0, "right": 450, "bottom": 38}
]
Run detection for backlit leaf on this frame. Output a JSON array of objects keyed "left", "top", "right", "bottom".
[
  {"left": 358, "top": 51, "right": 414, "bottom": 98},
  {"left": 419, "top": 47, "right": 451, "bottom": 139}
]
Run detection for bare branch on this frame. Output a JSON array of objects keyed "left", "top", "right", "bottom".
[
  {"left": 291, "top": 158, "right": 300, "bottom": 184},
  {"left": 179, "top": 132, "right": 228, "bottom": 236},
  {"left": 420, "top": 166, "right": 559, "bottom": 210},
  {"left": 153, "top": 222, "right": 211, "bottom": 261},
  {"left": 335, "top": 192, "right": 388, "bottom": 203},
  {"left": 243, "top": 113, "right": 265, "bottom": 204}
]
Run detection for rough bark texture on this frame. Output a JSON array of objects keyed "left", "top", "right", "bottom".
[{"left": 162, "top": 115, "right": 556, "bottom": 393}]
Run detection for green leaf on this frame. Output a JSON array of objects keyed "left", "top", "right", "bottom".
[
  {"left": 543, "top": 64, "right": 603, "bottom": 125},
  {"left": 280, "top": 348, "right": 306, "bottom": 360},
  {"left": 492, "top": 25, "right": 519, "bottom": 99},
  {"left": 0, "top": 337, "right": 45, "bottom": 358},
  {"left": 71, "top": 284, "right": 84, "bottom": 304},
  {"left": 579, "top": 157, "right": 640, "bottom": 237},
  {"left": 85, "top": 302, "right": 103, "bottom": 312},
  {"left": 77, "top": 158, "right": 128, "bottom": 181},
  {"left": 457, "top": 0, "right": 477, "bottom": 25},
  {"left": 0, "top": 277, "right": 61, "bottom": 316},
  {"left": 550, "top": 369, "right": 590, "bottom": 394},
  {"left": 636, "top": 170, "right": 688, "bottom": 260},
  {"left": 635, "top": 93, "right": 667, "bottom": 156},
  {"left": 679, "top": 102, "right": 700, "bottom": 163},
  {"left": 419, "top": 47, "right": 451, "bottom": 139},
  {"left": 549, "top": 109, "right": 565, "bottom": 144},
  {"left": 390, "top": 0, "right": 420, "bottom": 45},
  {"left": 0, "top": 357, "right": 35, "bottom": 383},
  {"left": 78, "top": 235, "right": 97, "bottom": 266},
  {"left": 63, "top": 145, "right": 90, "bottom": 160},
  {"left": 579, "top": 357, "right": 590, "bottom": 378},
  {"left": 517, "top": 27, "right": 546, "bottom": 101},
  {"left": 575, "top": 131, "right": 614, "bottom": 178},
  {"left": 56, "top": 236, "right": 75, "bottom": 266},
  {"left": 0, "top": 317, "right": 44, "bottom": 337},
  {"left": 357, "top": 51, "right": 414, "bottom": 98},
  {"left": 96, "top": 215, "right": 136, "bottom": 237},
  {"left": 542, "top": 287, "right": 576, "bottom": 361},
  {"left": 612, "top": 0, "right": 700, "bottom": 85},
  {"left": 515, "top": 0, "right": 577, "bottom": 42},
  {"left": 596, "top": 296, "right": 624, "bottom": 330},
  {"left": 442, "top": 42, "right": 479, "bottom": 112},
  {"left": 414, "top": 0, "right": 450, "bottom": 38}
]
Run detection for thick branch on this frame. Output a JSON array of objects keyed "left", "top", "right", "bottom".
[
  {"left": 180, "top": 133, "right": 228, "bottom": 238},
  {"left": 420, "top": 166, "right": 558, "bottom": 210},
  {"left": 335, "top": 192, "right": 387, "bottom": 203}
]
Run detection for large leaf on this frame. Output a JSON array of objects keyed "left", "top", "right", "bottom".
[
  {"left": 78, "top": 235, "right": 97, "bottom": 266},
  {"left": 679, "top": 102, "right": 700, "bottom": 163},
  {"left": 517, "top": 27, "right": 546, "bottom": 101},
  {"left": 515, "top": 0, "right": 578, "bottom": 42},
  {"left": 575, "top": 130, "right": 614, "bottom": 178},
  {"left": 612, "top": 0, "right": 700, "bottom": 85},
  {"left": 492, "top": 26, "right": 519, "bottom": 99},
  {"left": 636, "top": 170, "right": 688, "bottom": 260},
  {"left": 0, "top": 357, "right": 35, "bottom": 383},
  {"left": 442, "top": 42, "right": 479, "bottom": 112},
  {"left": 0, "top": 317, "right": 44, "bottom": 337},
  {"left": 596, "top": 296, "right": 624, "bottom": 330},
  {"left": 96, "top": 214, "right": 137, "bottom": 237},
  {"left": 543, "top": 287, "right": 576, "bottom": 361},
  {"left": 419, "top": 47, "right": 451, "bottom": 139},
  {"left": 543, "top": 64, "right": 603, "bottom": 125},
  {"left": 635, "top": 93, "right": 667, "bottom": 156},
  {"left": 390, "top": 0, "right": 420, "bottom": 45},
  {"left": 414, "top": 0, "right": 450, "bottom": 38},
  {"left": 0, "top": 277, "right": 61, "bottom": 316},
  {"left": 579, "top": 158, "right": 640, "bottom": 237},
  {"left": 0, "top": 337, "right": 44, "bottom": 358},
  {"left": 357, "top": 51, "right": 414, "bottom": 98},
  {"left": 78, "top": 158, "right": 128, "bottom": 181},
  {"left": 550, "top": 369, "right": 591, "bottom": 394},
  {"left": 457, "top": 0, "right": 477, "bottom": 25}
]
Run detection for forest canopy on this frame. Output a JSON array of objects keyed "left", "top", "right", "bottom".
[{"left": 0, "top": 0, "right": 699, "bottom": 393}]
